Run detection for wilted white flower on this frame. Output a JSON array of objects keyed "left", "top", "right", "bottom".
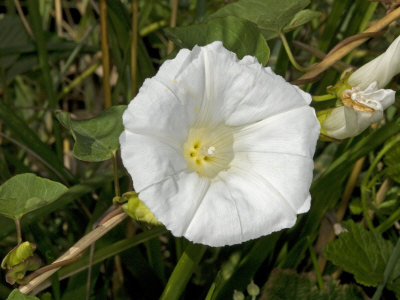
[
  {"left": 120, "top": 42, "right": 320, "bottom": 247},
  {"left": 323, "top": 82, "right": 395, "bottom": 139},
  {"left": 322, "top": 36, "right": 399, "bottom": 139}
]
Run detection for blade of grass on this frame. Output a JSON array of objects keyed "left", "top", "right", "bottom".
[
  {"left": 0, "top": 99, "right": 73, "bottom": 182},
  {"left": 31, "top": 227, "right": 167, "bottom": 294},
  {"left": 99, "top": 0, "right": 112, "bottom": 108},
  {"left": 372, "top": 238, "right": 400, "bottom": 300},
  {"left": 27, "top": 0, "right": 63, "bottom": 160}
]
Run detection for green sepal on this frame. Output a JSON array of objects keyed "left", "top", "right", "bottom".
[
  {"left": 121, "top": 192, "right": 161, "bottom": 226},
  {"left": 5, "top": 255, "right": 42, "bottom": 285},
  {"left": 1, "top": 241, "right": 36, "bottom": 269},
  {"left": 327, "top": 69, "right": 353, "bottom": 99}
]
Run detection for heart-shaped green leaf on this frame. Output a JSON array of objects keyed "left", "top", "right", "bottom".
[
  {"left": 166, "top": 16, "right": 270, "bottom": 65},
  {"left": 57, "top": 105, "right": 127, "bottom": 162},
  {"left": 210, "top": 0, "right": 311, "bottom": 40},
  {"left": 0, "top": 173, "right": 68, "bottom": 220}
]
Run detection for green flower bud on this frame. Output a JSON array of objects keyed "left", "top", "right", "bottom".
[
  {"left": 233, "top": 290, "right": 245, "bottom": 300},
  {"left": 247, "top": 280, "right": 260, "bottom": 297}
]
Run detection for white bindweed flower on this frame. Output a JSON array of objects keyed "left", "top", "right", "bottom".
[
  {"left": 348, "top": 35, "right": 400, "bottom": 90},
  {"left": 119, "top": 42, "right": 320, "bottom": 247},
  {"left": 322, "top": 82, "right": 395, "bottom": 139},
  {"left": 321, "top": 36, "right": 399, "bottom": 140}
]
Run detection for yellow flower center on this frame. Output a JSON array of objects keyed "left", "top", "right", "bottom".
[{"left": 183, "top": 126, "right": 234, "bottom": 178}]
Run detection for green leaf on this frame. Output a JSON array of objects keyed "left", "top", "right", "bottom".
[
  {"left": 0, "top": 174, "right": 68, "bottom": 220},
  {"left": 384, "top": 141, "right": 400, "bottom": 183},
  {"left": 263, "top": 269, "right": 363, "bottom": 300},
  {"left": 283, "top": 9, "right": 321, "bottom": 32},
  {"left": 166, "top": 16, "right": 270, "bottom": 65},
  {"left": 7, "top": 289, "right": 39, "bottom": 300},
  {"left": 0, "top": 16, "right": 29, "bottom": 69},
  {"left": 57, "top": 105, "right": 127, "bottom": 162},
  {"left": 210, "top": 0, "right": 310, "bottom": 40},
  {"left": 324, "top": 221, "right": 400, "bottom": 287}
]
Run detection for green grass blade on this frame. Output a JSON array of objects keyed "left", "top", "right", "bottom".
[{"left": 160, "top": 243, "right": 207, "bottom": 300}]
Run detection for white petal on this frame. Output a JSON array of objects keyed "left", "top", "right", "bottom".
[
  {"left": 138, "top": 171, "right": 212, "bottom": 238},
  {"left": 231, "top": 152, "right": 314, "bottom": 214},
  {"left": 186, "top": 169, "right": 298, "bottom": 246},
  {"left": 198, "top": 46, "right": 312, "bottom": 127},
  {"left": 119, "top": 131, "right": 187, "bottom": 191},
  {"left": 348, "top": 35, "right": 400, "bottom": 89},
  {"left": 324, "top": 106, "right": 384, "bottom": 139},
  {"left": 233, "top": 106, "right": 320, "bottom": 158}
]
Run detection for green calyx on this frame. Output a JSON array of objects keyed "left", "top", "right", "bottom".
[
  {"left": 117, "top": 192, "right": 162, "bottom": 226},
  {"left": 1, "top": 241, "right": 36, "bottom": 269},
  {"left": 327, "top": 69, "right": 353, "bottom": 99}
]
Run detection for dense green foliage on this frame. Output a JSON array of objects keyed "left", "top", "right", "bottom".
[{"left": 0, "top": 0, "right": 400, "bottom": 299}]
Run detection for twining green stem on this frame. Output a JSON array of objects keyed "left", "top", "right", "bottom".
[
  {"left": 112, "top": 151, "right": 120, "bottom": 197},
  {"left": 372, "top": 238, "right": 400, "bottom": 300},
  {"left": 58, "top": 60, "right": 101, "bottom": 99},
  {"left": 57, "top": 61, "right": 101, "bottom": 100},
  {"left": 279, "top": 32, "right": 310, "bottom": 73},
  {"left": 140, "top": 20, "right": 167, "bottom": 36},
  {"left": 376, "top": 206, "right": 400, "bottom": 233},
  {"left": 15, "top": 218, "right": 22, "bottom": 245},
  {"left": 99, "top": 0, "right": 112, "bottom": 108},
  {"left": 60, "top": 25, "right": 96, "bottom": 75},
  {"left": 307, "top": 236, "right": 325, "bottom": 291},
  {"left": 361, "top": 136, "right": 400, "bottom": 230},
  {"left": 312, "top": 94, "right": 337, "bottom": 102},
  {"left": 167, "top": 0, "right": 178, "bottom": 54},
  {"left": 160, "top": 243, "right": 207, "bottom": 300}
]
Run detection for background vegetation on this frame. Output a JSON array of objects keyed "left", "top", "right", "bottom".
[{"left": 0, "top": 0, "right": 400, "bottom": 299}]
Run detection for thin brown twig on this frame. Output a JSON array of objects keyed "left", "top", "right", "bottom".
[
  {"left": 326, "top": 31, "right": 385, "bottom": 56},
  {"left": 55, "top": 0, "right": 63, "bottom": 36},
  {"left": 13, "top": 0, "right": 33, "bottom": 37},
  {"left": 99, "top": 0, "right": 112, "bottom": 108},
  {"left": 19, "top": 255, "right": 82, "bottom": 285},
  {"left": 296, "top": 6, "right": 400, "bottom": 84},
  {"left": 292, "top": 40, "right": 353, "bottom": 72},
  {"left": 19, "top": 211, "right": 127, "bottom": 295}
]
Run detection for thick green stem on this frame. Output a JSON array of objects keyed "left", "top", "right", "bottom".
[
  {"left": 160, "top": 243, "right": 206, "bottom": 300},
  {"left": 312, "top": 94, "right": 337, "bottom": 102},
  {"left": 15, "top": 218, "right": 22, "bottom": 245}
]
